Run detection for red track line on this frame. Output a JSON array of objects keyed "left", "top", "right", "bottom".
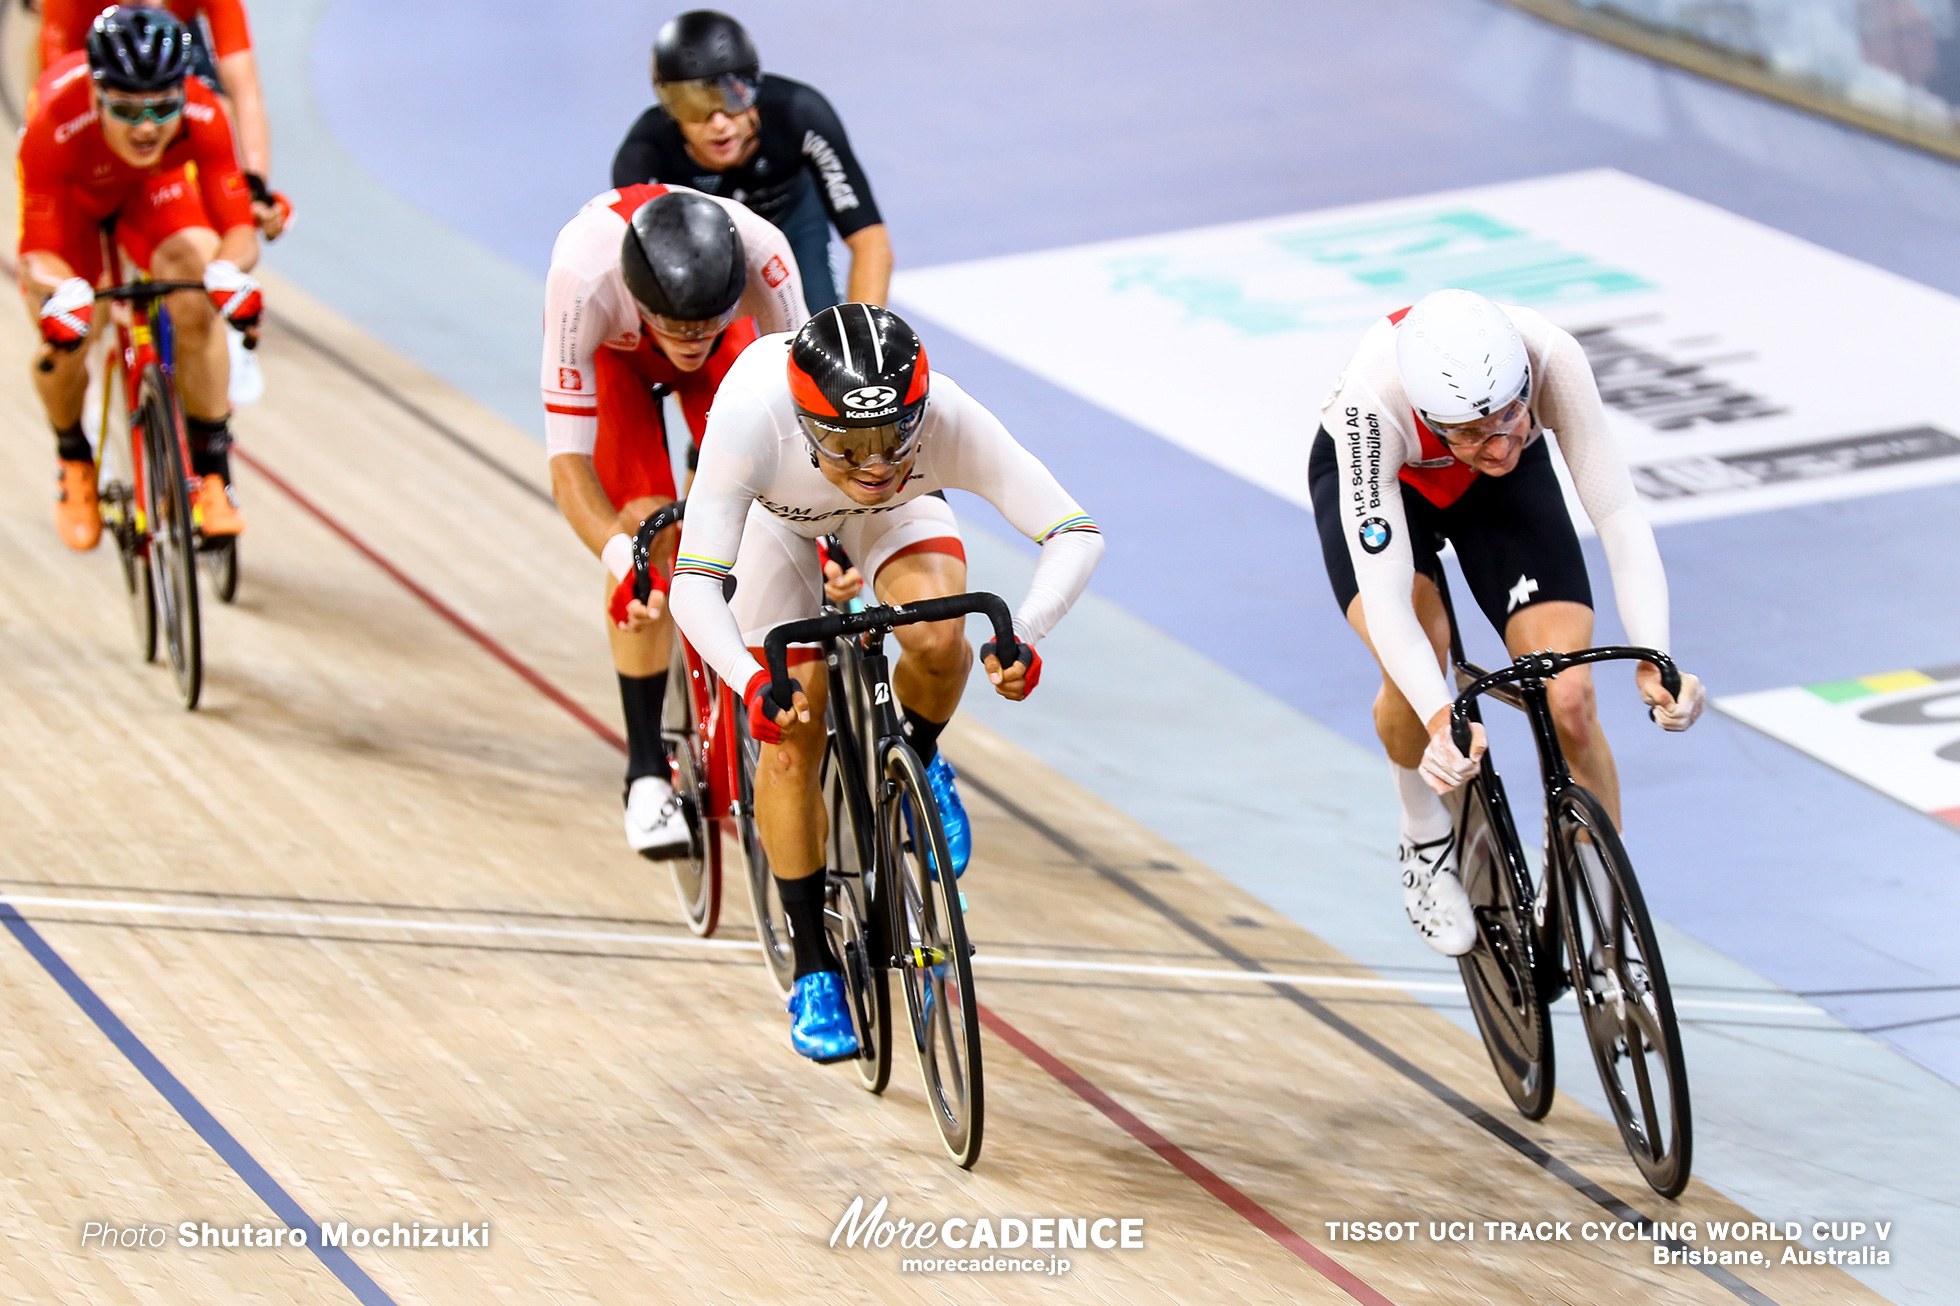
[
  {"left": 979, "top": 1005, "right": 1396, "bottom": 1305},
  {"left": 246, "top": 448, "right": 1395, "bottom": 1305},
  {"left": 235, "top": 448, "right": 626, "bottom": 752}
]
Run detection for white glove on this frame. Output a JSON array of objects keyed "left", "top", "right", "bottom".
[
  {"left": 39, "top": 277, "right": 94, "bottom": 348},
  {"left": 1647, "top": 671, "right": 1705, "bottom": 732},
  {"left": 1419, "top": 720, "right": 1484, "bottom": 795},
  {"left": 203, "top": 259, "right": 262, "bottom": 328}
]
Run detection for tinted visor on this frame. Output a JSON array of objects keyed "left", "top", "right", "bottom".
[
  {"left": 797, "top": 406, "right": 926, "bottom": 468},
  {"left": 654, "top": 73, "right": 760, "bottom": 123},
  {"left": 640, "top": 303, "right": 740, "bottom": 342}
]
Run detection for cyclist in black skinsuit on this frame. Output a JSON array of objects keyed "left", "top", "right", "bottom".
[{"left": 611, "top": 10, "right": 889, "bottom": 316}]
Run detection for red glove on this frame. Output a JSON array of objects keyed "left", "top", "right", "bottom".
[
  {"left": 609, "top": 564, "right": 668, "bottom": 628},
  {"left": 39, "top": 278, "right": 94, "bottom": 350},
  {"left": 203, "top": 259, "right": 262, "bottom": 329},
  {"left": 743, "top": 669, "right": 796, "bottom": 745},
  {"left": 981, "top": 638, "right": 1041, "bottom": 696}
]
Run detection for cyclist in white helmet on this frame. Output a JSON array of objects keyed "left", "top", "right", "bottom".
[{"left": 1309, "top": 289, "right": 1705, "bottom": 955}]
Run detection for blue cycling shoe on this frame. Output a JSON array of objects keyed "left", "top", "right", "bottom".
[
  {"left": 923, "top": 753, "right": 971, "bottom": 878},
  {"left": 787, "top": 971, "right": 860, "bottom": 1063}
]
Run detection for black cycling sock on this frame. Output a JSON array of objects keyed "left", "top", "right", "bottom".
[
  {"left": 185, "top": 415, "right": 232, "bottom": 480},
  {"left": 903, "top": 705, "right": 950, "bottom": 767},
  {"left": 776, "top": 873, "right": 836, "bottom": 979},
  {"left": 54, "top": 423, "right": 90, "bottom": 464},
  {"left": 618, "top": 671, "right": 670, "bottom": 785}
]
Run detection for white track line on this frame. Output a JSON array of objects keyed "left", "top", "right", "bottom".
[{"left": 2, "top": 895, "right": 1830, "bottom": 1018}]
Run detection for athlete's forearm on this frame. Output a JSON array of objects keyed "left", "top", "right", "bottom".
[
  {"left": 670, "top": 573, "right": 764, "bottom": 690},
  {"left": 217, "top": 225, "right": 259, "bottom": 273},
  {"left": 218, "top": 51, "right": 271, "bottom": 180},
  {"left": 843, "top": 224, "right": 891, "bottom": 307},
  {"left": 20, "top": 251, "right": 79, "bottom": 299},
  {"left": 550, "top": 453, "right": 627, "bottom": 557},
  {"left": 1596, "top": 507, "right": 1670, "bottom": 654},
  {"left": 1014, "top": 528, "right": 1102, "bottom": 644}
]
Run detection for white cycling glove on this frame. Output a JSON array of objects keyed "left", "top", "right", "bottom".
[
  {"left": 1419, "top": 721, "right": 1484, "bottom": 795},
  {"left": 1647, "top": 672, "right": 1706, "bottom": 732},
  {"left": 203, "top": 259, "right": 263, "bottom": 328},
  {"left": 39, "top": 277, "right": 94, "bottom": 349}
]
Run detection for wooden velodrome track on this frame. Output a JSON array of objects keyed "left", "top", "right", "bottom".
[{"left": 0, "top": 99, "right": 1885, "bottom": 1306}]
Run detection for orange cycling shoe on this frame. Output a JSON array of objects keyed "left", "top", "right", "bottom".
[
  {"left": 55, "top": 458, "right": 101, "bottom": 551},
  {"left": 192, "top": 474, "right": 245, "bottom": 537}
]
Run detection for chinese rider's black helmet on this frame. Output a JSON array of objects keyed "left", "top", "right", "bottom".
[{"left": 86, "top": 5, "right": 194, "bottom": 93}]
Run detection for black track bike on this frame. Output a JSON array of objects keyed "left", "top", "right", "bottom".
[
  {"left": 1443, "top": 582, "right": 1693, "bottom": 1198},
  {"left": 760, "top": 587, "right": 1025, "bottom": 1169}
]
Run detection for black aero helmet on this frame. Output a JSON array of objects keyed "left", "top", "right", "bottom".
[
  {"left": 652, "top": 10, "right": 759, "bottom": 84},
  {"left": 651, "top": 11, "right": 760, "bottom": 122},
  {"left": 620, "top": 191, "right": 748, "bottom": 335},
  {"left": 86, "top": 6, "right": 194, "bottom": 94},
  {"left": 788, "top": 305, "right": 930, "bottom": 468}
]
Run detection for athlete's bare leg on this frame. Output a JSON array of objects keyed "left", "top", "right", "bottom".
[
  {"left": 874, "top": 549, "right": 971, "bottom": 723},
  {"left": 148, "top": 227, "right": 227, "bottom": 423},
  {"left": 604, "top": 494, "right": 676, "bottom": 677},
  {"left": 1503, "top": 600, "right": 1621, "bottom": 826},
  {"left": 753, "top": 659, "right": 830, "bottom": 880}
]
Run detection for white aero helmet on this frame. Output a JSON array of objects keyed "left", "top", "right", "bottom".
[{"left": 1395, "top": 289, "right": 1530, "bottom": 426}]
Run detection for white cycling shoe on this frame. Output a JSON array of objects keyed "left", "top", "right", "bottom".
[
  {"left": 1400, "top": 833, "right": 1476, "bottom": 957},
  {"left": 624, "top": 775, "right": 690, "bottom": 860}
]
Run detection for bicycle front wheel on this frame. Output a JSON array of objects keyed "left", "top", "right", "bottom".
[
  {"left": 137, "top": 364, "right": 200, "bottom": 709},
  {"left": 1455, "top": 771, "right": 1555, "bottom": 1120},
  {"left": 660, "top": 645, "right": 720, "bottom": 937},
  {"left": 826, "top": 743, "right": 889, "bottom": 1095},
  {"left": 1553, "top": 786, "right": 1692, "bottom": 1198},
  {"left": 882, "top": 740, "right": 982, "bottom": 1168},
  {"left": 735, "top": 708, "right": 796, "bottom": 997}
]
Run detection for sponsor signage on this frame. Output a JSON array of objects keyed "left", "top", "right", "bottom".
[
  {"left": 1717, "top": 664, "right": 1960, "bottom": 829},
  {"left": 893, "top": 169, "right": 1960, "bottom": 525}
]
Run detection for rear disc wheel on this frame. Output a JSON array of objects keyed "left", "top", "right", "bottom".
[{"left": 1455, "top": 774, "right": 1554, "bottom": 1120}]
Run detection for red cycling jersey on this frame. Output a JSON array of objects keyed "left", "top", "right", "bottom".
[
  {"left": 18, "top": 51, "right": 255, "bottom": 279},
  {"left": 592, "top": 319, "right": 761, "bottom": 507},
  {"left": 39, "top": 0, "right": 253, "bottom": 70}
]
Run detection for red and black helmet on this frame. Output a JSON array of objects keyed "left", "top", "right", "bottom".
[{"left": 787, "top": 305, "right": 930, "bottom": 467}]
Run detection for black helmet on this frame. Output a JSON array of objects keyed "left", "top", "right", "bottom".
[
  {"left": 620, "top": 192, "right": 748, "bottom": 335},
  {"left": 787, "top": 305, "right": 930, "bottom": 468},
  {"left": 86, "top": 6, "right": 194, "bottom": 94},
  {"left": 652, "top": 10, "right": 759, "bottom": 84}
]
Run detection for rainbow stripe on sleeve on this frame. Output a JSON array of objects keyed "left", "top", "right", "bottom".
[
  {"left": 673, "top": 553, "right": 734, "bottom": 581},
  {"left": 1036, "top": 512, "right": 1099, "bottom": 543}
]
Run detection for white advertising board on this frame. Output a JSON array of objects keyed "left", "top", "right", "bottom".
[
  {"left": 893, "top": 169, "right": 1960, "bottom": 526},
  {"left": 1718, "top": 665, "right": 1960, "bottom": 829}
]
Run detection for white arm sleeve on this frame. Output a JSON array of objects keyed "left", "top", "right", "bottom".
[
  {"left": 930, "top": 378, "right": 1102, "bottom": 644},
  {"left": 1537, "top": 328, "right": 1670, "bottom": 653},
  {"left": 1323, "top": 395, "right": 1455, "bottom": 724},
  {"left": 541, "top": 257, "right": 603, "bottom": 458},
  {"left": 668, "top": 389, "right": 780, "bottom": 691}
]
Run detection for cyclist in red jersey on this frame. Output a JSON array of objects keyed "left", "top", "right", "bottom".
[
  {"left": 542, "top": 183, "right": 805, "bottom": 857},
  {"left": 38, "top": 0, "right": 284, "bottom": 240},
  {"left": 18, "top": 8, "right": 262, "bottom": 550}
]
